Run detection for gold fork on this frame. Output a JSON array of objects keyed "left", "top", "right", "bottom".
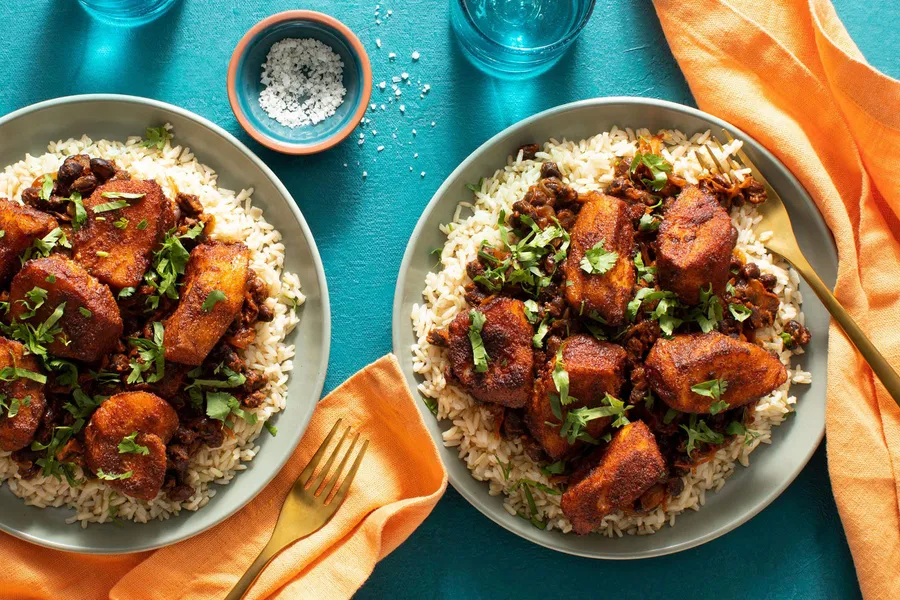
[
  {"left": 699, "top": 131, "right": 900, "bottom": 408},
  {"left": 225, "top": 420, "right": 369, "bottom": 600}
]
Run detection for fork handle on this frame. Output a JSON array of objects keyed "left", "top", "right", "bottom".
[
  {"left": 224, "top": 538, "right": 282, "bottom": 600},
  {"left": 788, "top": 253, "right": 900, "bottom": 408},
  {"left": 224, "top": 529, "right": 309, "bottom": 600}
]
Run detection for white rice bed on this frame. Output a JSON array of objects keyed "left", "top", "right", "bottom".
[
  {"left": 0, "top": 127, "right": 306, "bottom": 526},
  {"left": 411, "top": 127, "right": 811, "bottom": 536}
]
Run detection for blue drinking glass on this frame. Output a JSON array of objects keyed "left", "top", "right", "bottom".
[
  {"left": 78, "top": 0, "right": 178, "bottom": 27},
  {"left": 450, "top": 0, "right": 596, "bottom": 78}
]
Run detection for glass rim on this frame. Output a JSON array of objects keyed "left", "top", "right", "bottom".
[{"left": 457, "top": 0, "right": 597, "bottom": 54}]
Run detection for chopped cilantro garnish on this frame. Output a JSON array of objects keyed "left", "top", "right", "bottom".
[
  {"left": 137, "top": 219, "right": 149, "bottom": 230},
  {"left": 68, "top": 192, "right": 87, "bottom": 230},
  {"left": 143, "top": 223, "right": 204, "bottom": 309},
  {"left": 206, "top": 391, "right": 258, "bottom": 425},
  {"left": 690, "top": 378, "right": 728, "bottom": 402},
  {"left": 78, "top": 307, "right": 92, "bottom": 318},
  {"left": 467, "top": 310, "right": 489, "bottom": 373},
  {"left": 630, "top": 152, "right": 673, "bottom": 191},
  {"left": 118, "top": 287, "right": 136, "bottom": 299},
  {"left": 523, "top": 299, "right": 540, "bottom": 324},
  {"left": 113, "top": 217, "right": 129, "bottom": 230},
  {"left": 639, "top": 212, "right": 660, "bottom": 232},
  {"left": 579, "top": 239, "right": 618, "bottom": 275},
  {"left": 709, "top": 399, "right": 730, "bottom": 415},
  {"left": 634, "top": 252, "right": 656, "bottom": 283},
  {"left": 142, "top": 126, "right": 172, "bottom": 150},
  {"left": 96, "top": 468, "right": 133, "bottom": 481},
  {"left": 264, "top": 422, "right": 278, "bottom": 436},
  {"left": 101, "top": 191, "right": 146, "bottom": 200},
  {"left": 551, "top": 347, "right": 574, "bottom": 406},
  {"left": 201, "top": 290, "right": 226, "bottom": 313},
  {"left": 532, "top": 317, "right": 550, "bottom": 349},
  {"left": 20, "top": 227, "right": 70, "bottom": 264},
  {"left": 681, "top": 414, "right": 725, "bottom": 457},
  {"left": 95, "top": 251, "right": 110, "bottom": 257},
  {"left": 729, "top": 303, "right": 753, "bottom": 322},
  {"left": 92, "top": 200, "right": 129, "bottom": 213},
  {"left": 558, "top": 394, "right": 631, "bottom": 444},
  {"left": 465, "top": 177, "right": 485, "bottom": 193},
  {"left": 0, "top": 367, "right": 47, "bottom": 385},
  {"left": 780, "top": 331, "right": 794, "bottom": 347},
  {"left": 39, "top": 174, "right": 54, "bottom": 200},
  {"left": 126, "top": 322, "right": 165, "bottom": 384},
  {"left": 118, "top": 432, "right": 149, "bottom": 455},
  {"left": 688, "top": 284, "right": 724, "bottom": 333}
]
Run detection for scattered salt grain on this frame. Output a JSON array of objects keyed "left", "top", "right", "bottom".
[
  {"left": 399, "top": 104, "right": 406, "bottom": 113},
  {"left": 376, "top": 38, "right": 382, "bottom": 48},
  {"left": 401, "top": 72, "right": 409, "bottom": 80},
  {"left": 377, "top": 145, "right": 385, "bottom": 152},
  {"left": 389, "top": 52, "right": 397, "bottom": 60},
  {"left": 362, "top": 171, "right": 368, "bottom": 177},
  {"left": 379, "top": 81, "right": 386, "bottom": 90},
  {"left": 258, "top": 38, "right": 347, "bottom": 128},
  {"left": 411, "top": 51, "right": 420, "bottom": 60},
  {"left": 420, "top": 171, "right": 426, "bottom": 177}
]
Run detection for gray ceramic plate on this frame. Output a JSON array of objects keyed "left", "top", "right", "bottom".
[
  {"left": 392, "top": 97, "right": 836, "bottom": 559},
  {"left": 0, "top": 95, "right": 330, "bottom": 553}
]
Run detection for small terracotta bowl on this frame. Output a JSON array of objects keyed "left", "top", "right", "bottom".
[{"left": 227, "top": 10, "right": 372, "bottom": 155}]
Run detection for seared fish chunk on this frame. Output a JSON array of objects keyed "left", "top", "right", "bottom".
[
  {"left": 84, "top": 391, "right": 178, "bottom": 500},
  {"left": 0, "top": 197, "right": 58, "bottom": 286},
  {"left": 8, "top": 256, "right": 123, "bottom": 363},
  {"left": 526, "top": 335, "right": 627, "bottom": 460},
  {"left": 72, "top": 179, "right": 176, "bottom": 289},
  {"left": 656, "top": 185, "right": 736, "bottom": 305},
  {"left": 0, "top": 337, "right": 47, "bottom": 451},
  {"left": 446, "top": 297, "right": 534, "bottom": 408},
  {"left": 163, "top": 242, "right": 250, "bottom": 366},
  {"left": 645, "top": 331, "right": 787, "bottom": 414},
  {"left": 561, "top": 420, "right": 666, "bottom": 534},
  {"left": 564, "top": 192, "right": 635, "bottom": 326}
]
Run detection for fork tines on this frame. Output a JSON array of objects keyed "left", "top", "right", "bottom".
[{"left": 300, "top": 419, "right": 369, "bottom": 505}]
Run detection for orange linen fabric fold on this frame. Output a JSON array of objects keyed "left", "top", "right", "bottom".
[
  {"left": 0, "top": 354, "right": 448, "bottom": 600},
  {"left": 651, "top": 0, "right": 900, "bottom": 597}
]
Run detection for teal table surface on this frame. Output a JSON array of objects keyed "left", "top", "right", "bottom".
[{"left": 3, "top": 1, "right": 897, "bottom": 598}]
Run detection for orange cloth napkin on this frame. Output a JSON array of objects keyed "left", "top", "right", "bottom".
[
  {"left": 0, "top": 354, "right": 447, "bottom": 599},
  {"left": 652, "top": 0, "right": 900, "bottom": 597}
]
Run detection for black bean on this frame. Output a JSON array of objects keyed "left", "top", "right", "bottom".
[
  {"left": 71, "top": 174, "right": 98, "bottom": 194},
  {"left": 540, "top": 161, "right": 561, "bottom": 179},
  {"left": 89, "top": 158, "right": 117, "bottom": 181},
  {"left": 58, "top": 159, "right": 84, "bottom": 183},
  {"left": 759, "top": 273, "right": 777, "bottom": 290},
  {"left": 740, "top": 262, "right": 760, "bottom": 280}
]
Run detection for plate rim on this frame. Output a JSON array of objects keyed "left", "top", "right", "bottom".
[
  {"left": 391, "top": 96, "right": 831, "bottom": 559},
  {"left": 0, "top": 93, "right": 331, "bottom": 553}
]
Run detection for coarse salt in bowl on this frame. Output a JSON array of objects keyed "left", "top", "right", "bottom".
[{"left": 228, "top": 11, "right": 372, "bottom": 155}]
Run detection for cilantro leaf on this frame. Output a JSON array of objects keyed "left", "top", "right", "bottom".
[
  {"left": 126, "top": 322, "right": 165, "bottom": 384},
  {"left": 630, "top": 152, "right": 673, "bottom": 191},
  {"left": 0, "top": 367, "right": 47, "bottom": 385},
  {"left": 142, "top": 126, "right": 172, "bottom": 150},
  {"left": 201, "top": 290, "right": 226, "bottom": 313},
  {"left": 92, "top": 200, "right": 129, "bottom": 213},
  {"left": 729, "top": 303, "right": 753, "bottom": 322},
  {"left": 468, "top": 310, "right": 489, "bottom": 373},
  {"left": 690, "top": 378, "right": 728, "bottom": 401},
  {"left": 101, "top": 191, "right": 146, "bottom": 200},
  {"left": 681, "top": 414, "right": 725, "bottom": 456},
  {"left": 117, "top": 432, "right": 149, "bottom": 455},
  {"left": 551, "top": 347, "right": 574, "bottom": 406},
  {"left": 580, "top": 240, "right": 618, "bottom": 275},
  {"left": 709, "top": 399, "right": 730, "bottom": 415},
  {"left": 96, "top": 468, "right": 133, "bottom": 481}
]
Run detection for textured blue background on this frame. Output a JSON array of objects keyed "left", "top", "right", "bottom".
[{"left": 2, "top": 0, "right": 897, "bottom": 597}]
